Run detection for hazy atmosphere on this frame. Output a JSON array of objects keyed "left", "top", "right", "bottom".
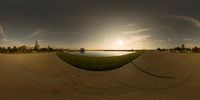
[
  {"left": 0, "top": 0, "right": 200, "bottom": 49},
  {"left": 1, "top": 1, "right": 200, "bottom": 100}
]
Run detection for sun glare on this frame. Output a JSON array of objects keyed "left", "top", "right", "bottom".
[{"left": 117, "top": 40, "right": 124, "bottom": 46}]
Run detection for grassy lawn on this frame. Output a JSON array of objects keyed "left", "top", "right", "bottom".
[{"left": 57, "top": 51, "right": 143, "bottom": 71}]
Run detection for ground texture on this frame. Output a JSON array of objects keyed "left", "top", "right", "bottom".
[{"left": 0, "top": 51, "right": 200, "bottom": 100}]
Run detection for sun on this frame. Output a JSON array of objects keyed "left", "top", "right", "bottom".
[{"left": 117, "top": 40, "right": 124, "bottom": 46}]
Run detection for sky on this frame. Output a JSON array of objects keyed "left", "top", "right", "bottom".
[{"left": 0, "top": 0, "right": 200, "bottom": 49}]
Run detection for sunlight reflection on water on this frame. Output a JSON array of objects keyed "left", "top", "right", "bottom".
[{"left": 69, "top": 51, "right": 135, "bottom": 57}]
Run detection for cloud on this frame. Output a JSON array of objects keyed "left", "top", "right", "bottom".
[
  {"left": 1, "top": 38, "right": 27, "bottom": 47},
  {"left": 127, "top": 35, "right": 151, "bottom": 43},
  {"left": 0, "top": 25, "right": 6, "bottom": 38},
  {"left": 123, "top": 24, "right": 137, "bottom": 28},
  {"left": 162, "top": 15, "right": 200, "bottom": 28},
  {"left": 46, "top": 31, "right": 77, "bottom": 36},
  {"left": 167, "top": 38, "right": 173, "bottom": 42},
  {"left": 184, "top": 38, "right": 192, "bottom": 41},
  {"left": 122, "top": 28, "right": 154, "bottom": 34},
  {"left": 154, "top": 40, "right": 166, "bottom": 43},
  {"left": 27, "top": 30, "right": 78, "bottom": 39},
  {"left": 27, "top": 29, "right": 47, "bottom": 38}
]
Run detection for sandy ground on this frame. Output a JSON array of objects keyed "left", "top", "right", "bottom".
[{"left": 0, "top": 51, "right": 200, "bottom": 100}]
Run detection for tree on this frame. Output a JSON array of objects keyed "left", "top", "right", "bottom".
[
  {"left": 11, "top": 46, "right": 18, "bottom": 53},
  {"left": 192, "top": 47, "right": 200, "bottom": 52},
  {"left": 48, "top": 46, "right": 54, "bottom": 52},
  {"left": 174, "top": 47, "right": 182, "bottom": 51},
  {"left": 80, "top": 48, "right": 85, "bottom": 53},
  {"left": 181, "top": 44, "right": 185, "bottom": 50},
  {"left": 7, "top": 47, "right": 11, "bottom": 53},
  {"left": 34, "top": 46, "right": 39, "bottom": 51},
  {"left": 0, "top": 47, "right": 5, "bottom": 53},
  {"left": 18, "top": 45, "right": 28, "bottom": 53},
  {"left": 157, "top": 48, "right": 161, "bottom": 51},
  {"left": 39, "top": 48, "right": 48, "bottom": 52}
]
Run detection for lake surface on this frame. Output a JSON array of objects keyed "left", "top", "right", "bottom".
[{"left": 69, "top": 51, "right": 135, "bottom": 57}]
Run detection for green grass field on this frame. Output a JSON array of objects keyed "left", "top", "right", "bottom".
[{"left": 57, "top": 51, "right": 143, "bottom": 71}]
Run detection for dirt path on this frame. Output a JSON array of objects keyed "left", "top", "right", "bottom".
[{"left": 0, "top": 52, "right": 199, "bottom": 100}]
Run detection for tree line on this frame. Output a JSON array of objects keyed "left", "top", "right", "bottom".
[
  {"left": 0, "top": 45, "right": 58, "bottom": 53},
  {"left": 157, "top": 44, "right": 200, "bottom": 53}
]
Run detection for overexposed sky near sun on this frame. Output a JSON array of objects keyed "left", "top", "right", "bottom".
[{"left": 0, "top": 0, "right": 200, "bottom": 49}]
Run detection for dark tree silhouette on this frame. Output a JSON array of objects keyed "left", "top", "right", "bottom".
[
  {"left": 48, "top": 46, "right": 54, "bottom": 52},
  {"left": 181, "top": 44, "right": 185, "bottom": 50},
  {"left": 11, "top": 46, "right": 18, "bottom": 53},
  {"left": 80, "top": 48, "right": 85, "bottom": 53},
  {"left": 192, "top": 47, "right": 200, "bottom": 52},
  {"left": 7, "top": 47, "right": 11, "bottom": 53},
  {"left": 18, "top": 45, "right": 28, "bottom": 53}
]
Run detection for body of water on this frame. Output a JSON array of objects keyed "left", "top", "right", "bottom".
[{"left": 69, "top": 51, "right": 135, "bottom": 57}]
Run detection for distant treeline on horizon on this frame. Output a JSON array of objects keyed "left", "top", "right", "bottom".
[
  {"left": 0, "top": 45, "right": 59, "bottom": 53},
  {"left": 0, "top": 45, "right": 148, "bottom": 54},
  {"left": 157, "top": 44, "right": 200, "bottom": 53}
]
